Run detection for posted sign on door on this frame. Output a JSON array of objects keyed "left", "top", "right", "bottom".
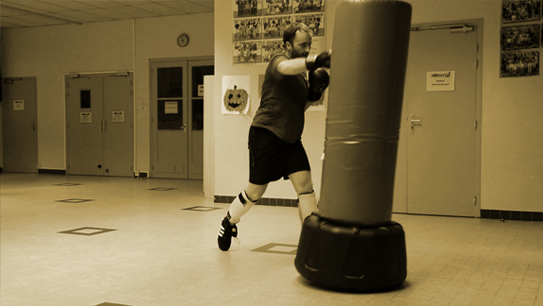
[{"left": 427, "top": 71, "right": 455, "bottom": 92}]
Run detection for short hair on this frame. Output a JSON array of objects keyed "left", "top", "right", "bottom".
[{"left": 283, "top": 23, "right": 312, "bottom": 46}]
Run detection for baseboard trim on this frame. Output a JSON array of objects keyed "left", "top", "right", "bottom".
[
  {"left": 134, "top": 171, "right": 148, "bottom": 178},
  {"left": 215, "top": 195, "right": 298, "bottom": 207},
  {"left": 481, "top": 209, "right": 542, "bottom": 222},
  {"left": 212, "top": 197, "right": 543, "bottom": 222},
  {"left": 38, "top": 169, "right": 66, "bottom": 175}
]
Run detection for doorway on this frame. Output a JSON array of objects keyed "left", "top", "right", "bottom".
[
  {"left": 65, "top": 72, "right": 134, "bottom": 177},
  {"left": 393, "top": 21, "right": 482, "bottom": 217},
  {"left": 150, "top": 58, "right": 214, "bottom": 179},
  {"left": 2, "top": 77, "right": 38, "bottom": 173}
]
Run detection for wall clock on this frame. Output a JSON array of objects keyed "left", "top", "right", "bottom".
[{"left": 177, "top": 33, "right": 189, "bottom": 47}]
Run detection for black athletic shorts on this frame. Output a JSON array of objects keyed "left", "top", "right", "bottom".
[{"left": 248, "top": 126, "right": 310, "bottom": 185}]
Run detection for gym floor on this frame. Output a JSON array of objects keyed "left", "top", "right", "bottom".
[{"left": 1, "top": 173, "right": 542, "bottom": 306}]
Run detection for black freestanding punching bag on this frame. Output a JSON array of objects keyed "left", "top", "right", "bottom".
[{"left": 295, "top": 0, "right": 412, "bottom": 292}]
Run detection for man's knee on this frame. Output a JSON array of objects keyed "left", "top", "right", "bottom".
[{"left": 245, "top": 183, "right": 268, "bottom": 201}]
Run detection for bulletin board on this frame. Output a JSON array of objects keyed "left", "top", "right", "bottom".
[
  {"left": 232, "top": 0, "right": 326, "bottom": 64},
  {"left": 500, "top": 0, "right": 542, "bottom": 77}
]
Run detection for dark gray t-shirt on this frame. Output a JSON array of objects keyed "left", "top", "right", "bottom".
[{"left": 252, "top": 53, "right": 308, "bottom": 143}]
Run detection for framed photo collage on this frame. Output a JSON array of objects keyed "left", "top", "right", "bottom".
[
  {"left": 501, "top": 0, "right": 542, "bottom": 77},
  {"left": 233, "top": 0, "right": 326, "bottom": 64}
]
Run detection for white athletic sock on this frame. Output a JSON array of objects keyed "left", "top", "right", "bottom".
[
  {"left": 228, "top": 190, "right": 257, "bottom": 224},
  {"left": 298, "top": 192, "right": 318, "bottom": 222}
]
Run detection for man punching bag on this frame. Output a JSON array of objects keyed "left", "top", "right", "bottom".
[{"left": 295, "top": 0, "right": 412, "bottom": 292}]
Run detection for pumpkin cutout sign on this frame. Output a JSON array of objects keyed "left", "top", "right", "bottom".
[
  {"left": 222, "top": 75, "right": 250, "bottom": 114},
  {"left": 224, "top": 85, "right": 249, "bottom": 112}
]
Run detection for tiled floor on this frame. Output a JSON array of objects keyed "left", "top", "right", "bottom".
[{"left": 1, "top": 173, "right": 542, "bottom": 306}]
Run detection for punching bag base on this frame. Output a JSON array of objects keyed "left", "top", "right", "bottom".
[{"left": 295, "top": 214, "right": 407, "bottom": 292}]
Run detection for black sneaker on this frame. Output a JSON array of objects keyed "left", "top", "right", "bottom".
[{"left": 218, "top": 216, "right": 238, "bottom": 251}]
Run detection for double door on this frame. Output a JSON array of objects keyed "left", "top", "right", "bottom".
[
  {"left": 66, "top": 73, "right": 134, "bottom": 177},
  {"left": 150, "top": 59, "right": 214, "bottom": 179}
]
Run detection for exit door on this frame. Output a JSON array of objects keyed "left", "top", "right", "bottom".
[
  {"left": 150, "top": 59, "right": 214, "bottom": 179},
  {"left": 2, "top": 77, "right": 38, "bottom": 173},
  {"left": 394, "top": 24, "right": 480, "bottom": 217},
  {"left": 65, "top": 73, "right": 134, "bottom": 177}
]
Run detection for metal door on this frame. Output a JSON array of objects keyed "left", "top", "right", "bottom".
[
  {"left": 188, "top": 60, "right": 214, "bottom": 179},
  {"left": 66, "top": 75, "right": 104, "bottom": 176},
  {"left": 396, "top": 25, "right": 479, "bottom": 217},
  {"left": 150, "top": 59, "right": 214, "bottom": 179},
  {"left": 66, "top": 73, "right": 134, "bottom": 176},
  {"left": 2, "top": 77, "right": 38, "bottom": 173},
  {"left": 151, "top": 61, "right": 189, "bottom": 179},
  {"left": 103, "top": 74, "right": 134, "bottom": 176}
]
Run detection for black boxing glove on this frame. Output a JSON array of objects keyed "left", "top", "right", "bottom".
[
  {"left": 307, "top": 68, "right": 330, "bottom": 102},
  {"left": 305, "top": 50, "right": 331, "bottom": 70}
]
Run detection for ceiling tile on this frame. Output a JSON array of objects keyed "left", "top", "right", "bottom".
[
  {"left": 51, "top": 10, "right": 110, "bottom": 23},
  {"left": 76, "top": 0, "right": 127, "bottom": 9},
  {"left": 83, "top": 8, "right": 132, "bottom": 19},
  {"left": 114, "top": 1, "right": 155, "bottom": 6},
  {"left": 187, "top": 0, "right": 214, "bottom": 10},
  {"left": 133, "top": 3, "right": 186, "bottom": 16},
  {"left": 161, "top": 0, "right": 212, "bottom": 14},
  {"left": 0, "top": 6, "right": 27, "bottom": 17},
  {"left": 112, "top": 5, "right": 161, "bottom": 18},
  {"left": 0, "top": 0, "right": 215, "bottom": 29},
  {"left": 42, "top": 0, "right": 99, "bottom": 10},
  {"left": 10, "top": 14, "right": 65, "bottom": 26},
  {"left": 2, "top": 0, "right": 69, "bottom": 13},
  {"left": 0, "top": 16, "right": 39, "bottom": 28}
]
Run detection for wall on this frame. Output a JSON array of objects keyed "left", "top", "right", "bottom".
[
  {"left": 0, "top": 100, "right": 3, "bottom": 168},
  {"left": 213, "top": 0, "right": 340, "bottom": 200},
  {"left": 213, "top": 0, "right": 543, "bottom": 213},
  {"left": 1, "top": 20, "right": 134, "bottom": 170},
  {"left": 0, "top": 13, "right": 214, "bottom": 172},
  {"left": 133, "top": 13, "right": 214, "bottom": 171},
  {"left": 405, "top": 0, "right": 543, "bottom": 212},
  {"left": 1, "top": 0, "right": 541, "bottom": 213}
]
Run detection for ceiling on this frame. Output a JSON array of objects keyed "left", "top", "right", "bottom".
[{"left": 0, "top": 0, "right": 214, "bottom": 29}]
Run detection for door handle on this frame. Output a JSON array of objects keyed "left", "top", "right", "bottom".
[
  {"left": 99, "top": 121, "right": 106, "bottom": 133},
  {"left": 180, "top": 124, "right": 187, "bottom": 132},
  {"left": 410, "top": 115, "right": 421, "bottom": 134},
  {"left": 29, "top": 122, "right": 36, "bottom": 131}
]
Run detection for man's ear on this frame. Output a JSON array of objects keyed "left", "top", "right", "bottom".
[{"left": 284, "top": 41, "right": 292, "bottom": 51}]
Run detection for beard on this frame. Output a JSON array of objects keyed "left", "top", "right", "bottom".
[{"left": 291, "top": 48, "right": 309, "bottom": 59}]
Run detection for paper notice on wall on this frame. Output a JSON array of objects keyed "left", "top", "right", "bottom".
[
  {"left": 112, "top": 110, "right": 125, "bottom": 123},
  {"left": 14, "top": 100, "right": 24, "bottom": 110},
  {"left": 165, "top": 101, "right": 178, "bottom": 114},
  {"left": 80, "top": 112, "right": 92, "bottom": 123},
  {"left": 427, "top": 71, "right": 455, "bottom": 92}
]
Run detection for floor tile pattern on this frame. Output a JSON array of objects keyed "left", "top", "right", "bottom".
[
  {"left": 1, "top": 174, "right": 542, "bottom": 306},
  {"left": 56, "top": 198, "right": 94, "bottom": 203},
  {"left": 252, "top": 243, "right": 298, "bottom": 255},
  {"left": 59, "top": 227, "right": 117, "bottom": 236},
  {"left": 182, "top": 206, "right": 222, "bottom": 212},
  {"left": 148, "top": 187, "right": 178, "bottom": 191},
  {"left": 53, "top": 183, "right": 82, "bottom": 186}
]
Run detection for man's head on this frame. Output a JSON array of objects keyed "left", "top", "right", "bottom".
[{"left": 283, "top": 23, "right": 312, "bottom": 59}]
